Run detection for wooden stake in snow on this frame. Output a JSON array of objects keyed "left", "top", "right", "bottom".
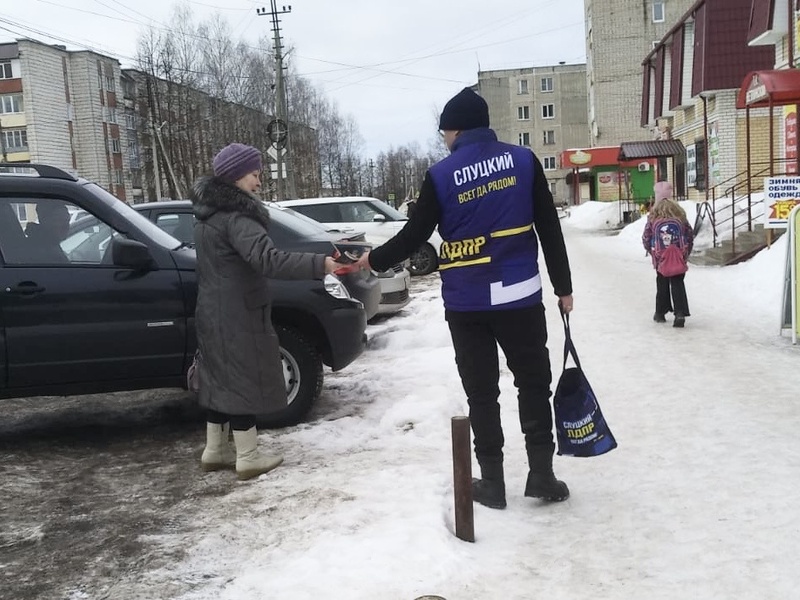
[{"left": 451, "top": 416, "right": 474, "bottom": 543}]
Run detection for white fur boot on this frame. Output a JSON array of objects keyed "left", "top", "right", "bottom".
[
  {"left": 232, "top": 427, "right": 284, "bottom": 481},
  {"left": 200, "top": 422, "right": 236, "bottom": 472}
]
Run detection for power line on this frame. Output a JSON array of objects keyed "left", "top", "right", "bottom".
[
  {"left": 0, "top": 17, "right": 137, "bottom": 63},
  {"left": 3, "top": 6, "right": 585, "bottom": 91},
  {"left": 0, "top": 15, "right": 248, "bottom": 80},
  {"left": 295, "top": 57, "right": 471, "bottom": 85},
  {"left": 324, "top": 20, "right": 585, "bottom": 93},
  {"left": 174, "top": 0, "right": 255, "bottom": 10},
  {"left": 279, "top": 0, "right": 577, "bottom": 93},
  {"left": 93, "top": 0, "right": 156, "bottom": 24},
  {"left": 310, "top": 0, "right": 569, "bottom": 92},
  {"left": 31, "top": 0, "right": 264, "bottom": 52},
  {"left": 29, "top": 0, "right": 582, "bottom": 81},
  {"left": 230, "top": 1, "right": 260, "bottom": 38},
  {"left": 307, "top": 6, "right": 541, "bottom": 80},
  {"left": 0, "top": 15, "right": 447, "bottom": 90},
  {"left": 33, "top": 0, "right": 149, "bottom": 28}
]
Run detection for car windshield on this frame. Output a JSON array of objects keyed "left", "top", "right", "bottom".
[
  {"left": 279, "top": 205, "right": 332, "bottom": 231},
  {"left": 264, "top": 202, "right": 330, "bottom": 237},
  {"left": 83, "top": 182, "right": 182, "bottom": 249}
]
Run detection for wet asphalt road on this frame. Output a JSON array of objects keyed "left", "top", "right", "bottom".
[
  {"left": 0, "top": 278, "right": 428, "bottom": 599},
  {"left": 0, "top": 389, "right": 222, "bottom": 600}
]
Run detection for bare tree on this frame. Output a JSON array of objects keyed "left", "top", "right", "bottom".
[{"left": 131, "top": 2, "right": 443, "bottom": 203}]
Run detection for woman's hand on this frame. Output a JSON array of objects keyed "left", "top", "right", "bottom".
[{"left": 324, "top": 256, "right": 338, "bottom": 274}]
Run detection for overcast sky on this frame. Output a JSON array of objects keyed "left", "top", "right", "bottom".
[{"left": 0, "top": 0, "right": 587, "bottom": 157}]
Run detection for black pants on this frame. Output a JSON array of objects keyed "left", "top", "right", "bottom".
[
  {"left": 655, "top": 273, "right": 690, "bottom": 317},
  {"left": 446, "top": 304, "right": 554, "bottom": 465},
  {"left": 207, "top": 410, "right": 256, "bottom": 431}
]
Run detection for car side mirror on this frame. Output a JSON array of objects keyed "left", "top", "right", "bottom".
[
  {"left": 372, "top": 214, "right": 386, "bottom": 222},
  {"left": 112, "top": 238, "right": 156, "bottom": 270}
]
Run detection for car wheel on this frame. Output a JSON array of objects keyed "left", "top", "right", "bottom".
[
  {"left": 409, "top": 242, "right": 438, "bottom": 276},
  {"left": 258, "top": 325, "right": 323, "bottom": 428}
]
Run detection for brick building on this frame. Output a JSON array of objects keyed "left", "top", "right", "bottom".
[
  {"left": 477, "top": 64, "right": 589, "bottom": 203},
  {"left": 585, "top": 0, "right": 696, "bottom": 147},
  {"left": 745, "top": 0, "right": 800, "bottom": 174},
  {"left": 641, "top": 0, "right": 774, "bottom": 200}
]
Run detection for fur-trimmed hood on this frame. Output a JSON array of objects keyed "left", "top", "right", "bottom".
[{"left": 190, "top": 176, "right": 270, "bottom": 229}]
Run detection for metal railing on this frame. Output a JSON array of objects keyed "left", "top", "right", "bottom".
[{"left": 696, "top": 159, "right": 791, "bottom": 255}]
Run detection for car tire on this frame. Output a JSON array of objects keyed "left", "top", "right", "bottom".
[
  {"left": 409, "top": 242, "right": 438, "bottom": 276},
  {"left": 258, "top": 325, "right": 323, "bottom": 428}
]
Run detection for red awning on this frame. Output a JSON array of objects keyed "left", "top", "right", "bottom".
[
  {"left": 560, "top": 146, "right": 648, "bottom": 169},
  {"left": 737, "top": 69, "right": 800, "bottom": 109}
]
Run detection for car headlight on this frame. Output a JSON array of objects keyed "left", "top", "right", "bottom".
[{"left": 324, "top": 273, "right": 351, "bottom": 299}]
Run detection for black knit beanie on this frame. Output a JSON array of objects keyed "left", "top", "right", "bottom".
[{"left": 438, "top": 87, "right": 490, "bottom": 131}]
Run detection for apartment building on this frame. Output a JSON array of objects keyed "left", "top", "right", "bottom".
[
  {"left": 641, "top": 0, "right": 774, "bottom": 200},
  {"left": 0, "top": 39, "right": 132, "bottom": 201},
  {"left": 477, "top": 64, "right": 589, "bottom": 204},
  {"left": 585, "top": 0, "right": 696, "bottom": 147},
  {"left": 0, "top": 37, "right": 320, "bottom": 204}
]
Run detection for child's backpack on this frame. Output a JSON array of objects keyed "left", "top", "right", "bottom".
[{"left": 653, "top": 218, "right": 688, "bottom": 277}]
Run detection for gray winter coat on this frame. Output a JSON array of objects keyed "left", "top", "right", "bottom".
[{"left": 190, "top": 176, "right": 326, "bottom": 416}]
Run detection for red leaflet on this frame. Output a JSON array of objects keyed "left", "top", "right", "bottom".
[{"left": 333, "top": 263, "right": 361, "bottom": 275}]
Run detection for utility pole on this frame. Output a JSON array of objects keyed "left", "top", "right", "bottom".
[
  {"left": 0, "top": 118, "right": 7, "bottom": 163},
  {"left": 154, "top": 121, "right": 183, "bottom": 199},
  {"left": 257, "top": 2, "right": 296, "bottom": 200},
  {"left": 368, "top": 159, "right": 374, "bottom": 196},
  {"left": 150, "top": 119, "right": 163, "bottom": 200},
  {"left": 145, "top": 73, "right": 163, "bottom": 200}
]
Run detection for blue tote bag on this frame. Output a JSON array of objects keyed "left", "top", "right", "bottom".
[{"left": 553, "top": 311, "right": 617, "bottom": 457}]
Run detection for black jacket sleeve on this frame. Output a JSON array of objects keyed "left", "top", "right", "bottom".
[
  {"left": 368, "top": 173, "right": 440, "bottom": 272},
  {"left": 532, "top": 154, "right": 572, "bottom": 297}
]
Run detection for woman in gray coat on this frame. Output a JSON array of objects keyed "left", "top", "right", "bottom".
[{"left": 191, "top": 143, "right": 337, "bottom": 480}]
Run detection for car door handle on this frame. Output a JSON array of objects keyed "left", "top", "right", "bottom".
[{"left": 6, "top": 282, "right": 46, "bottom": 295}]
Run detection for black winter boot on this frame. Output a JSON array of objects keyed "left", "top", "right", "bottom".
[
  {"left": 472, "top": 458, "right": 506, "bottom": 509},
  {"left": 525, "top": 445, "right": 569, "bottom": 502}
]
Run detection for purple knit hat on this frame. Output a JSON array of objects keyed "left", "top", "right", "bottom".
[{"left": 212, "top": 143, "right": 262, "bottom": 183}]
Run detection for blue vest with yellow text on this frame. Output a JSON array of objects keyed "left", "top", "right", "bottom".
[{"left": 429, "top": 128, "right": 542, "bottom": 311}]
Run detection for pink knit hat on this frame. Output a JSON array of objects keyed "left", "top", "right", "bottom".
[{"left": 654, "top": 180, "right": 673, "bottom": 201}]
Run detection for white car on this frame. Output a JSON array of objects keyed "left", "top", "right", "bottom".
[
  {"left": 67, "top": 206, "right": 89, "bottom": 225},
  {"left": 274, "top": 203, "right": 411, "bottom": 315},
  {"left": 278, "top": 196, "right": 443, "bottom": 276}
]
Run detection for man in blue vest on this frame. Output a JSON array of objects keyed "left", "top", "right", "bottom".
[{"left": 357, "top": 87, "right": 574, "bottom": 509}]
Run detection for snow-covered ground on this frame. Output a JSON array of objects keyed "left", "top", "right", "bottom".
[
  {"left": 566, "top": 195, "right": 768, "bottom": 252},
  {"left": 100, "top": 202, "right": 799, "bottom": 600}
]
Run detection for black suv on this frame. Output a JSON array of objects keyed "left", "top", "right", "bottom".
[{"left": 0, "top": 165, "right": 368, "bottom": 427}]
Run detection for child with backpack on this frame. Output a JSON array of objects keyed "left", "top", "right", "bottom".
[{"left": 642, "top": 181, "right": 693, "bottom": 327}]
